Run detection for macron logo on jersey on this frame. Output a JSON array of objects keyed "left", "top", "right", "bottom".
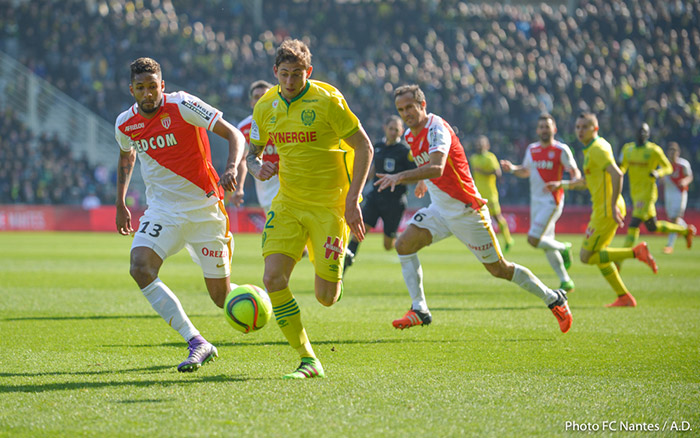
[{"left": 132, "top": 133, "right": 178, "bottom": 153}]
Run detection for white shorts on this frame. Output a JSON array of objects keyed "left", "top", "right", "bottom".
[
  {"left": 409, "top": 203, "right": 502, "bottom": 264},
  {"left": 529, "top": 197, "right": 563, "bottom": 240},
  {"left": 255, "top": 175, "right": 280, "bottom": 212},
  {"left": 664, "top": 186, "right": 687, "bottom": 219},
  {"left": 132, "top": 202, "right": 233, "bottom": 279}
]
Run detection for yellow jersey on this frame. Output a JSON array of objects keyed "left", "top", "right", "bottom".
[
  {"left": 619, "top": 141, "right": 672, "bottom": 203},
  {"left": 470, "top": 151, "right": 500, "bottom": 201},
  {"left": 583, "top": 136, "right": 625, "bottom": 220},
  {"left": 250, "top": 80, "right": 360, "bottom": 208}
]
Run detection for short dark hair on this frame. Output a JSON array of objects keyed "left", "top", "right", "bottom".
[
  {"left": 394, "top": 84, "right": 425, "bottom": 105},
  {"left": 249, "top": 80, "right": 273, "bottom": 97},
  {"left": 577, "top": 112, "right": 599, "bottom": 127},
  {"left": 538, "top": 113, "right": 556, "bottom": 125},
  {"left": 130, "top": 57, "right": 161, "bottom": 82},
  {"left": 275, "top": 39, "right": 312, "bottom": 69}
]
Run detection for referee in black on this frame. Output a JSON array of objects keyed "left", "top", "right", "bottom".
[{"left": 345, "top": 115, "right": 420, "bottom": 273}]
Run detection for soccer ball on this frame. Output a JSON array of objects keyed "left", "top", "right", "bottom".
[{"left": 224, "top": 284, "right": 272, "bottom": 334}]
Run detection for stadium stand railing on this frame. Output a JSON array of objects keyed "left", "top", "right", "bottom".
[{"left": 0, "top": 50, "right": 144, "bottom": 193}]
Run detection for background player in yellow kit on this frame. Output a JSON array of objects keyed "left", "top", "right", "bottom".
[
  {"left": 470, "top": 135, "right": 514, "bottom": 251},
  {"left": 547, "top": 113, "right": 657, "bottom": 307},
  {"left": 619, "top": 123, "right": 695, "bottom": 249},
  {"left": 247, "top": 39, "right": 373, "bottom": 379}
]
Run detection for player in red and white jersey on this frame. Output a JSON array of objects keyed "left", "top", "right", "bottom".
[
  {"left": 501, "top": 114, "right": 580, "bottom": 292},
  {"left": 237, "top": 80, "right": 280, "bottom": 212},
  {"left": 663, "top": 142, "right": 694, "bottom": 254},
  {"left": 115, "top": 57, "right": 246, "bottom": 372},
  {"left": 376, "top": 85, "right": 572, "bottom": 333}
]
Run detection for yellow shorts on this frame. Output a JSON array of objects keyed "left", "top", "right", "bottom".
[
  {"left": 632, "top": 198, "right": 656, "bottom": 221},
  {"left": 262, "top": 198, "right": 350, "bottom": 282},
  {"left": 582, "top": 216, "right": 619, "bottom": 252}
]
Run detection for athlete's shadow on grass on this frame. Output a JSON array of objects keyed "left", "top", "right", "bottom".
[
  {"left": 0, "top": 373, "right": 254, "bottom": 394},
  {"left": 0, "top": 365, "right": 172, "bottom": 378},
  {"left": 2, "top": 315, "right": 162, "bottom": 321},
  {"left": 106, "top": 337, "right": 448, "bottom": 349},
  {"left": 431, "top": 305, "right": 543, "bottom": 311}
]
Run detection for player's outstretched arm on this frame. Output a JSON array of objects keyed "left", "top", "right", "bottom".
[
  {"left": 213, "top": 119, "right": 245, "bottom": 192},
  {"left": 500, "top": 159, "right": 529, "bottom": 178},
  {"left": 343, "top": 127, "right": 374, "bottom": 242},
  {"left": 376, "top": 150, "right": 446, "bottom": 192},
  {"left": 116, "top": 149, "right": 136, "bottom": 235}
]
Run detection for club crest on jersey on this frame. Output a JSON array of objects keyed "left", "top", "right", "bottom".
[
  {"left": 160, "top": 113, "right": 171, "bottom": 129},
  {"left": 301, "top": 109, "right": 316, "bottom": 126},
  {"left": 549, "top": 151, "right": 555, "bottom": 159},
  {"left": 272, "top": 100, "right": 279, "bottom": 109},
  {"left": 384, "top": 158, "right": 396, "bottom": 172}
]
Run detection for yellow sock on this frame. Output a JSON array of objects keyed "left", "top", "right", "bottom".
[
  {"left": 624, "top": 227, "right": 640, "bottom": 247},
  {"left": 498, "top": 217, "right": 513, "bottom": 244},
  {"left": 599, "top": 262, "right": 629, "bottom": 296},
  {"left": 269, "top": 287, "right": 315, "bottom": 359},
  {"left": 586, "top": 247, "right": 634, "bottom": 264},
  {"left": 656, "top": 220, "right": 687, "bottom": 234}
]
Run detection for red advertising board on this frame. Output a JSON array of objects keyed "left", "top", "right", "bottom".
[{"left": 0, "top": 205, "right": 698, "bottom": 234}]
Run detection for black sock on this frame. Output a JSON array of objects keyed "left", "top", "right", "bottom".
[{"left": 348, "top": 239, "right": 359, "bottom": 255}]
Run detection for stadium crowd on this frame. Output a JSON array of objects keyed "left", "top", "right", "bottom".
[
  {"left": 1, "top": 0, "right": 698, "bottom": 207},
  {"left": 0, "top": 109, "right": 111, "bottom": 206}
]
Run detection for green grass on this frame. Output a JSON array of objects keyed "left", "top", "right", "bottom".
[{"left": 0, "top": 231, "right": 698, "bottom": 437}]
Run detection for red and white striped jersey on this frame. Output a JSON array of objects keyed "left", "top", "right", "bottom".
[
  {"left": 665, "top": 157, "right": 692, "bottom": 192},
  {"left": 521, "top": 140, "right": 577, "bottom": 204},
  {"left": 404, "top": 113, "right": 486, "bottom": 214},
  {"left": 115, "top": 91, "right": 223, "bottom": 212}
]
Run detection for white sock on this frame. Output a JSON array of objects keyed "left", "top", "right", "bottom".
[
  {"left": 511, "top": 264, "right": 557, "bottom": 305},
  {"left": 545, "top": 250, "right": 570, "bottom": 283},
  {"left": 142, "top": 278, "right": 199, "bottom": 341},
  {"left": 398, "top": 253, "right": 428, "bottom": 311},
  {"left": 667, "top": 233, "right": 678, "bottom": 246},
  {"left": 536, "top": 236, "right": 566, "bottom": 251}
]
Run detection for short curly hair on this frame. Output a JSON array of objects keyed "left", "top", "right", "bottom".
[
  {"left": 130, "top": 57, "right": 161, "bottom": 82},
  {"left": 275, "top": 39, "right": 312, "bottom": 69}
]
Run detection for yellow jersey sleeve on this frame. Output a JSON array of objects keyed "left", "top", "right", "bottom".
[{"left": 326, "top": 89, "right": 360, "bottom": 140}]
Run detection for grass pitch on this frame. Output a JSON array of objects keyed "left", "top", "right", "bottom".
[{"left": 0, "top": 231, "right": 698, "bottom": 437}]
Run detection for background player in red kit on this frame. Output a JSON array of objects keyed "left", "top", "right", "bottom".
[
  {"left": 376, "top": 85, "right": 572, "bottom": 333},
  {"left": 115, "top": 57, "right": 246, "bottom": 372},
  {"left": 237, "top": 80, "right": 279, "bottom": 212},
  {"left": 501, "top": 114, "right": 580, "bottom": 292}
]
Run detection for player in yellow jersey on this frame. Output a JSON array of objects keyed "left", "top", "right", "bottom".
[
  {"left": 470, "top": 135, "right": 514, "bottom": 251},
  {"left": 547, "top": 113, "right": 657, "bottom": 307},
  {"left": 247, "top": 39, "right": 373, "bottom": 379},
  {"left": 619, "top": 123, "right": 695, "bottom": 249}
]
